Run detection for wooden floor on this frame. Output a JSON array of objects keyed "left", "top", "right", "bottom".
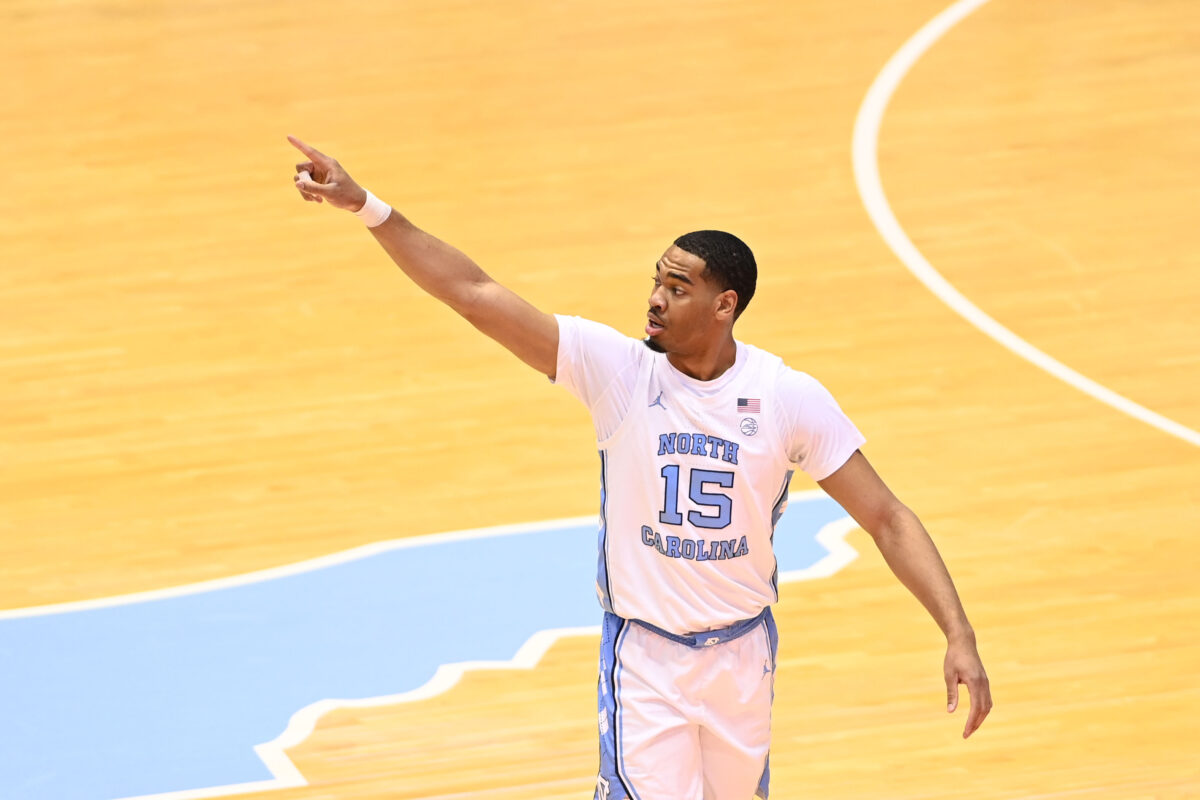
[{"left": 3, "top": 0, "right": 1199, "bottom": 796}]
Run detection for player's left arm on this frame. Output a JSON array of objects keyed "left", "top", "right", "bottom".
[{"left": 817, "top": 450, "right": 993, "bottom": 738}]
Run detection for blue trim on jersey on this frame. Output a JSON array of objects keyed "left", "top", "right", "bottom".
[
  {"left": 757, "top": 752, "right": 772, "bottom": 799},
  {"left": 597, "top": 450, "right": 615, "bottom": 614},
  {"left": 770, "top": 472, "right": 794, "bottom": 530},
  {"left": 768, "top": 471, "right": 795, "bottom": 600},
  {"left": 597, "top": 613, "right": 637, "bottom": 800}
]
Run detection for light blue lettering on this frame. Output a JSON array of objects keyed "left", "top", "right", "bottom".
[
  {"left": 665, "top": 536, "right": 682, "bottom": 558},
  {"left": 641, "top": 528, "right": 751, "bottom": 562},
  {"left": 652, "top": 432, "right": 742, "bottom": 462}
]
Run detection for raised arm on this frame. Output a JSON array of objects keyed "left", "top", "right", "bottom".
[
  {"left": 817, "top": 450, "right": 993, "bottom": 738},
  {"left": 288, "top": 136, "right": 559, "bottom": 377}
]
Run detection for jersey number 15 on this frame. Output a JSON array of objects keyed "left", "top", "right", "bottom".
[{"left": 659, "top": 465, "right": 734, "bottom": 530}]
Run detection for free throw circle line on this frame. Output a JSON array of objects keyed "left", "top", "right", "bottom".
[{"left": 852, "top": 0, "right": 1200, "bottom": 448}]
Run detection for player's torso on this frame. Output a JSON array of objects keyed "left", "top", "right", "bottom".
[{"left": 597, "top": 344, "right": 795, "bottom": 634}]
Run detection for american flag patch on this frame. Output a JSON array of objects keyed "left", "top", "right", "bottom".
[{"left": 737, "top": 398, "right": 760, "bottom": 414}]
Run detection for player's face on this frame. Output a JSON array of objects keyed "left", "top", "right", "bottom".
[{"left": 645, "top": 245, "right": 733, "bottom": 355}]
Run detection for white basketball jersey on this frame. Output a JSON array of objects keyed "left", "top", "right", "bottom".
[{"left": 554, "top": 315, "right": 864, "bottom": 635}]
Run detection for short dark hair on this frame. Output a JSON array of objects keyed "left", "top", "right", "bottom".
[{"left": 673, "top": 230, "right": 757, "bottom": 318}]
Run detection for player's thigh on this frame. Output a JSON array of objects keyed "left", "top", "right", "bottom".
[
  {"left": 699, "top": 722, "right": 771, "bottom": 800},
  {"left": 597, "top": 617, "right": 704, "bottom": 800},
  {"left": 698, "top": 616, "right": 777, "bottom": 799},
  {"left": 610, "top": 697, "right": 701, "bottom": 800}
]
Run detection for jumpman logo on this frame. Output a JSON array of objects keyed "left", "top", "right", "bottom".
[{"left": 649, "top": 391, "right": 667, "bottom": 410}]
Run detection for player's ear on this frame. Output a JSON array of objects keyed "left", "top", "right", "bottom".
[{"left": 715, "top": 289, "right": 738, "bottom": 321}]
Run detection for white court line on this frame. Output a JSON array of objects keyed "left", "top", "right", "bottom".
[
  {"left": 851, "top": 0, "right": 1200, "bottom": 449},
  {"left": 0, "top": 490, "right": 838, "bottom": 620},
  {"left": 110, "top": 624, "right": 604, "bottom": 800},
  {"left": 0, "top": 514, "right": 599, "bottom": 620}
]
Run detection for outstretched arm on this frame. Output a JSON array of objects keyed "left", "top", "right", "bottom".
[
  {"left": 818, "top": 450, "right": 993, "bottom": 738},
  {"left": 288, "top": 136, "right": 559, "bottom": 377}
]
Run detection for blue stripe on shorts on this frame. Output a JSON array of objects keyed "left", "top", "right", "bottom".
[
  {"left": 756, "top": 607, "right": 779, "bottom": 800},
  {"left": 597, "top": 612, "right": 638, "bottom": 800}
]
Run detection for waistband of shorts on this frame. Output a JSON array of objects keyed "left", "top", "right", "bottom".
[{"left": 625, "top": 606, "right": 771, "bottom": 649}]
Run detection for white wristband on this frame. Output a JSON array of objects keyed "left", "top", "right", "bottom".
[{"left": 354, "top": 190, "right": 392, "bottom": 228}]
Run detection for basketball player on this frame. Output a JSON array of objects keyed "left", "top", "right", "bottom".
[{"left": 288, "top": 136, "right": 991, "bottom": 800}]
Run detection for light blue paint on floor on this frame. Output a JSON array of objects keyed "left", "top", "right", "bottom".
[{"left": 0, "top": 494, "right": 850, "bottom": 800}]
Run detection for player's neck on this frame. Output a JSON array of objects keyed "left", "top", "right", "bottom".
[{"left": 666, "top": 337, "right": 738, "bottom": 382}]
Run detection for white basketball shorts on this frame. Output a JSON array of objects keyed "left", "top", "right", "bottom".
[{"left": 595, "top": 607, "right": 779, "bottom": 800}]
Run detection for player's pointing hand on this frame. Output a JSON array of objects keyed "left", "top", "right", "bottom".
[{"left": 288, "top": 136, "right": 368, "bottom": 212}]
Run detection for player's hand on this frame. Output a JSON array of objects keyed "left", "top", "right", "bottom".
[
  {"left": 945, "top": 634, "right": 992, "bottom": 738},
  {"left": 288, "top": 135, "right": 369, "bottom": 212}
]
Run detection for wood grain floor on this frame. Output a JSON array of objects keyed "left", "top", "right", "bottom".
[{"left": 2, "top": 0, "right": 1197, "bottom": 797}]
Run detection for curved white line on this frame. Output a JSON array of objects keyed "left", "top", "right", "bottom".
[
  {"left": 0, "top": 514, "right": 596, "bottom": 620},
  {"left": 852, "top": 0, "right": 1200, "bottom": 448},
  {"left": 2, "top": 491, "right": 837, "bottom": 620}
]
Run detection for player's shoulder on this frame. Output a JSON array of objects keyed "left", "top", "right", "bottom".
[
  {"left": 739, "top": 342, "right": 818, "bottom": 391},
  {"left": 556, "top": 314, "right": 647, "bottom": 364},
  {"left": 741, "top": 345, "right": 843, "bottom": 423},
  {"left": 775, "top": 364, "right": 827, "bottom": 396},
  {"left": 557, "top": 314, "right": 639, "bottom": 345},
  {"left": 737, "top": 340, "right": 785, "bottom": 373}
]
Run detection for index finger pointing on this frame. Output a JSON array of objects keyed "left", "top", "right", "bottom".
[{"left": 287, "top": 135, "right": 332, "bottom": 167}]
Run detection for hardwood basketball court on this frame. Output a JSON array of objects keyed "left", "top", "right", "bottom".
[{"left": 3, "top": 0, "right": 1197, "bottom": 797}]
